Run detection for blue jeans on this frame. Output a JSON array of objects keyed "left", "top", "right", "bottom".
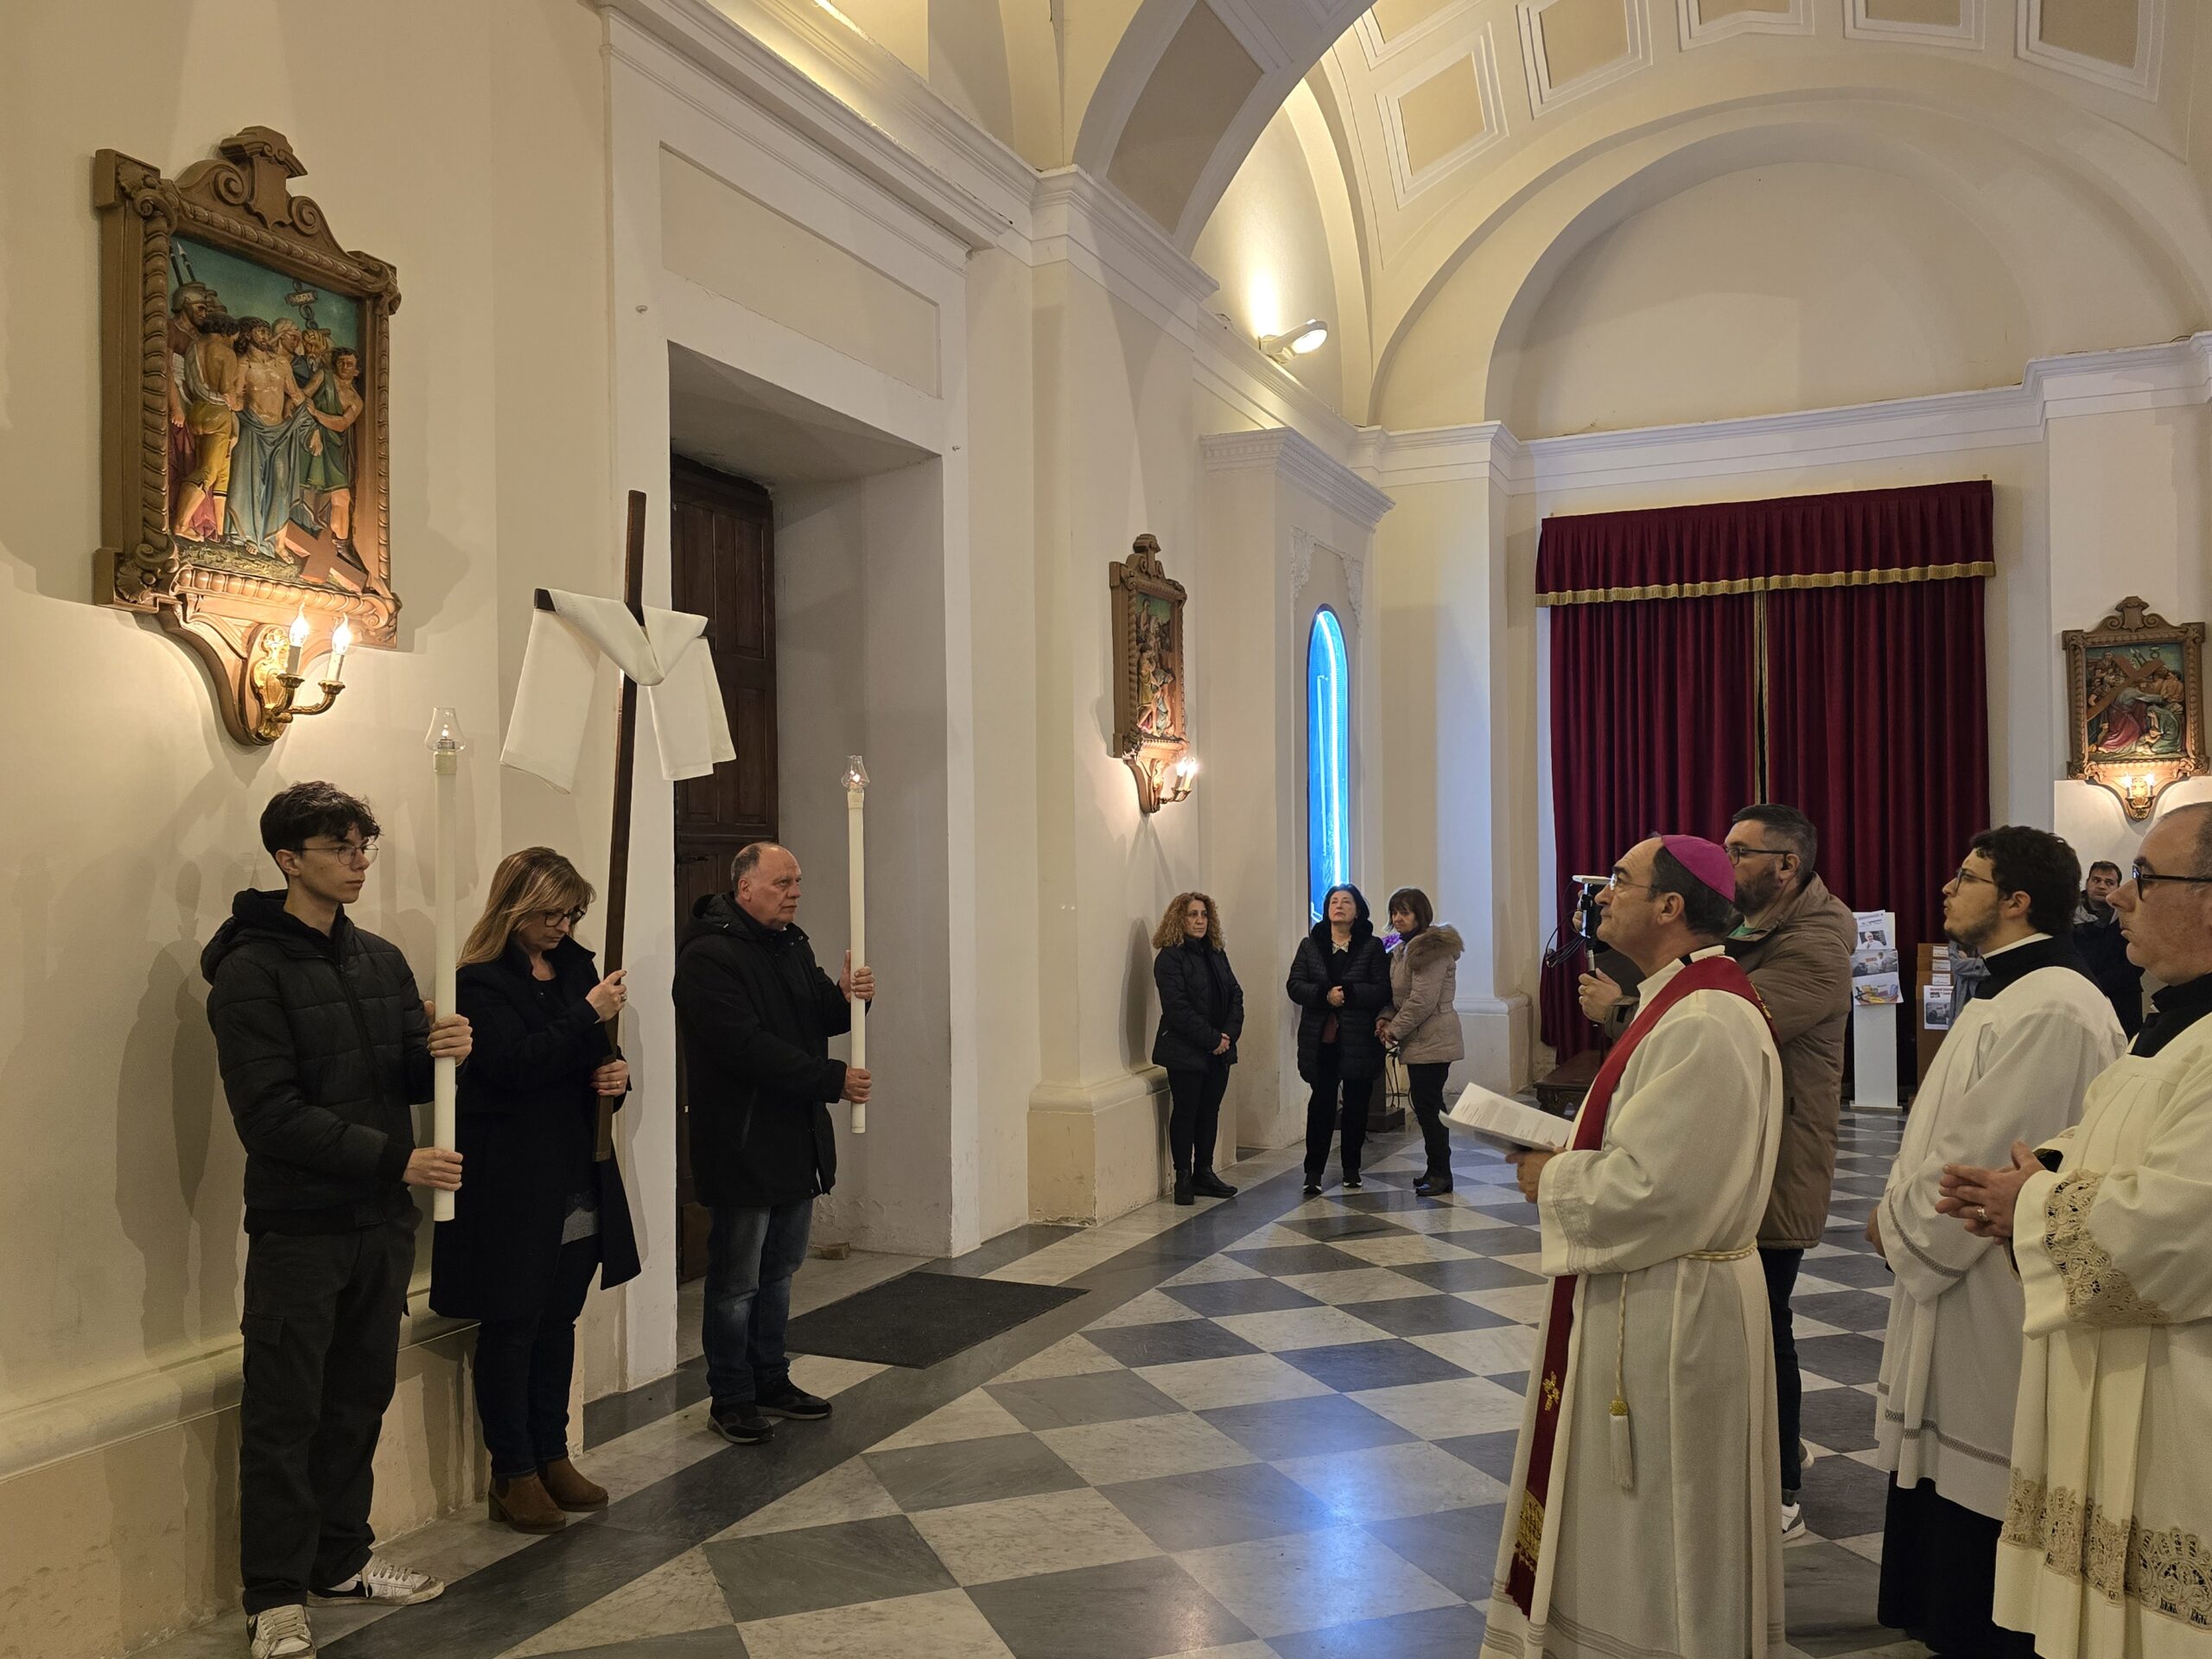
[{"left": 703, "top": 1201, "right": 812, "bottom": 1410}]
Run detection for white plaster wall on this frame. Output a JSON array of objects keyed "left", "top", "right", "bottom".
[
  {"left": 1193, "top": 106, "right": 1346, "bottom": 415},
  {"left": 1503, "top": 162, "right": 2038, "bottom": 436},
  {"left": 0, "top": 2, "right": 615, "bottom": 1651}
]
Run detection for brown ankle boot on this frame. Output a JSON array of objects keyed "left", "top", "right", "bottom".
[
  {"left": 488, "top": 1471, "right": 566, "bottom": 1533},
  {"left": 538, "top": 1456, "right": 608, "bottom": 1512}
]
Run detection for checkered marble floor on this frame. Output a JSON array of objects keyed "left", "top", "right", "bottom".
[{"left": 131, "top": 1116, "right": 1922, "bottom": 1659}]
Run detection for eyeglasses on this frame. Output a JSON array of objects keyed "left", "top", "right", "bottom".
[
  {"left": 2130, "top": 864, "right": 2212, "bottom": 893},
  {"left": 299, "top": 839, "right": 378, "bottom": 868},
  {"left": 1947, "top": 868, "right": 1998, "bottom": 889},
  {"left": 542, "top": 906, "right": 588, "bottom": 927},
  {"left": 1605, "top": 872, "right": 1661, "bottom": 893},
  {"left": 1726, "top": 845, "right": 1789, "bottom": 865}
]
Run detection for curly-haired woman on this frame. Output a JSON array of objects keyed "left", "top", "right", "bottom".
[{"left": 1150, "top": 892, "right": 1244, "bottom": 1205}]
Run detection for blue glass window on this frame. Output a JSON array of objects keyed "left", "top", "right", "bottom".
[{"left": 1306, "top": 608, "right": 1351, "bottom": 924}]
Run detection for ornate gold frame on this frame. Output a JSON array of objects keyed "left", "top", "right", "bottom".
[
  {"left": 2063, "top": 596, "right": 2205, "bottom": 822},
  {"left": 92, "top": 127, "right": 400, "bottom": 745},
  {"left": 1109, "top": 533, "right": 1193, "bottom": 813}
]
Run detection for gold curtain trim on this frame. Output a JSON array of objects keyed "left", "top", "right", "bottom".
[{"left": 1535, "top": 561, "right": 1995, "bottom": 607}]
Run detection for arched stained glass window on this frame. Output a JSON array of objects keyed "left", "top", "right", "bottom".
[{"left": 1306, "top": 608, "right": 1351, "bottom": 924}]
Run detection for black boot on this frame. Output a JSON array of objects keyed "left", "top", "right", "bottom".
[
  {"left": 1191, "top": 1170, "right": 1237, "bottom": 1198},
  {"left": 1173, "top": 1172, "right": 1194, "bottom": 1205},
  {"left": 1414, "top": 1170, "right": 1453, "bottom": 1196}
]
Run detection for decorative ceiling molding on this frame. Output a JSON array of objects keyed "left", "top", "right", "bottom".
[
  {"left": 1351, "top": 0, "right": 1478, "bottom": 68},
  {"left": 1033, "top": 166, "right": 1221, "bottom": 347},
  {"left": 1516, "top": 0, "right": 1653, "bottom": 118},
  {"left": 1676, "top": 0, "right": 1814, "bottom": 50},
  {"left": 1843, "top": 0, "right": 1984, "bottom": 51},
  {"left": 2016, "top": 0, "right": 2161, "bottom": 102},
  {"left": 1379, "top": 28, "right": 1510, "bottom": 205},
  {"left": 1368, "top": 334, "right": 2212, "bottom": 495},
  {"left": 1200, "top": 427, "right": 1397, "bottom": 528}
]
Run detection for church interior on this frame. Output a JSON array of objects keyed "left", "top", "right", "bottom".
[{"left": 4, "top": 1, "right": 2211, "bottom": 1656}]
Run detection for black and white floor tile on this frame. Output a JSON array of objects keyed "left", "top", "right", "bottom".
[{"left": 135, "top": 1115, "right": 1923, "bottom": 1659}]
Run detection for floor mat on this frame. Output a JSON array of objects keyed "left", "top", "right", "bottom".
[{"left": 783, "top": 1270, "right": 1087, "bottom": 1368}]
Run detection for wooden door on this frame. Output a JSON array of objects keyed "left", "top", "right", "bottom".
[{"left": 671, "top": 456, "right": 777, "bottom": 1281}]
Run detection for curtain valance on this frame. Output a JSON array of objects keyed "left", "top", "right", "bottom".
[{"left": 1535, "top": 480, "right": 1993, "bottom": 606}]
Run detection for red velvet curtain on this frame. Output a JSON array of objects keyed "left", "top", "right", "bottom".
[
  {"left": 1764, "top": 576, "right": 1989, "bottom": 1027},
  {"left": 1536, "top": 481, "right": 1992, "bottom": 1065},
  {"left": 1541, "top": 595, "right": 1759, "bottom": 1059}
]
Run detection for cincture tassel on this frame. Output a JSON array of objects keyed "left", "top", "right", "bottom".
[{"left": 1611, "top": 1277, "right": 1634, "bottom": 1491}]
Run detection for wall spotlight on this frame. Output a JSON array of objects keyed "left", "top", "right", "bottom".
[{"left": 1259, "top": 320, "right": 1329, "bottom": 362}]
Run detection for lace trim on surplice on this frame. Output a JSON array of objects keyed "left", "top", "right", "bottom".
[
  {"left": 2044, "top": 1171, "right": 2170, "bottom": 1327},
  {"left": 2005, "top": 1474, "right": 2212, "bottom": 1629}
]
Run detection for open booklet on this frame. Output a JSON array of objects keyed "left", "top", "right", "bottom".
[{"left": 1445, "top": 1083, "right": 1573, "bottom": 1154}]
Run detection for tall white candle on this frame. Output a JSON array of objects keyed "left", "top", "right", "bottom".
[
  {"left": 428, "top": 709, "right": 464, "bottom": 1220},
  {"left": 842, "top": 756, "right": 868, "bottom": 1135}
]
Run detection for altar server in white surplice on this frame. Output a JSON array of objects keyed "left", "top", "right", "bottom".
[
  {"left": 1943, "top": 802, "right": 2212, "bottom": 1659},
  {"left": 1488, "top": 835, "right": 1786, "bottom": 1659},
  {"left": 1872, "top": 825, "right": 2124, "bottom": 1659}
]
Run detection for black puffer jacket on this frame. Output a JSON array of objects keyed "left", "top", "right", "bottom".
[
  {"left": 673, "top": 894, "right": 854, "bottom": 1209},
  {"left": 201, "top": 888, "right": 432, "bottom": 1233},
  {"left": 1152, "top": 938, "right": 1244, "bottom": 1071},
  {"left": 1286, "top": 911, "right": 1393, "bottom": 1083},
  {"left": 429, "top": 938, "right": 639, "bottom": 1320}
]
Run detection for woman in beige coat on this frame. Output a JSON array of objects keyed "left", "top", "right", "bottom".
[{"left": 1380, "top": 887, "right": 1464, "bottom": 1194}]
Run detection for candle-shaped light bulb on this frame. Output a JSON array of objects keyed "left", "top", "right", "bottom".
[
  {"left": 284, "top": 609, "right": 308, "bottom": 677},
  {"left": 328, "top": 619, "right": 353, "bottom": 684}
]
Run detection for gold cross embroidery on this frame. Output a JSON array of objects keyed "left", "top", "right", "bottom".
[{"left": 1541, "top": 1372, "right": 1560, "bottom": 1411}]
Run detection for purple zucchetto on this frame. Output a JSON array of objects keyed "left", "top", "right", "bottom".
[{"left": 1660, "top": 834, "right": 1737, "bottom": 904}]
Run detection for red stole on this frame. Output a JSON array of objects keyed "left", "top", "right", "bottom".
[{"left": 1505, "top": 953, "right": 1770, "bottom": 1617}]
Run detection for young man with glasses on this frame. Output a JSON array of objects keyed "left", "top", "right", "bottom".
[
  {"left": 202, "top": 782, "right": 473, "bottom": 1659},
  {"left": 1869, "top": 826, "right": 2123, "bottom": 1659},
  {"left": 1942, "top": 803, "right": 2212, "bottom": 1659}
]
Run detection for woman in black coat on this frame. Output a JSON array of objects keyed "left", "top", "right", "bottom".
[
  {"left": 430, "top": 848, "right": 639, "bottom": 1534},
  {"left": 1150, "top": 891, "right": 1244, "bottom": 1207},
  {"left": 1285, "top": 883, "right": 1392, "bottom": 1195}
]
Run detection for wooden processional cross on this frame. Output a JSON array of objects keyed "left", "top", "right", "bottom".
[{"left": 533, "top": 490, "right": 648, "bottom": 1161}]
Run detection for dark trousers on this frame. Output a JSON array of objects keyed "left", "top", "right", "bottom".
[
  {"left": 1166, "top": 1064, "right": 1231, "bottom": 1175},
  {"left": 1303, "top": 1046, "right": 1373, "bottom": 1179},
  {"left": 1879, "top": 1479, "right": 2037, "bottom": 1657},
  {"left": 1761, "top": 1246, "right": 1805, "bottom": 1496},
  {"left": 473, "top": 1236, "right": 601, "bottom": 1478},
  {"left": 703, "top": 1200, "right": 813, "bottom": 1410},
  {"left": 1407, "top": 1062, "right": 1452, "bottom": 1177},
  {"left": 238, "top": 1217, "right": 416, "bottom": 1613}
]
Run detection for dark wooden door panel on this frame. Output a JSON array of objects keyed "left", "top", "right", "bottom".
[{"left": 671, "top": 456, "right": 776, "bottom": 1282}]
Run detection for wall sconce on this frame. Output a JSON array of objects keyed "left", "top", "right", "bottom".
[
  {"left": 2108, "top": 771, "right": 2159, "bottom": 822},
  {"left": 1259, "top": 320, "right": 1329, "bottom": 362},
  {"left": 251, "top": 612, "right": 353, "bottom": 741},
  {"left": 1128, "top": 750, "right": 1198, "bottom": 814}
]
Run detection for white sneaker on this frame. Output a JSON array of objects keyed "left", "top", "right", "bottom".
[
  {"left": 310, "top": 1554, "right": 445, "bottom": 1606},
  {"left": 1780, "top": 1500, "right": 1808, "bottom": 1542},
  {"left": 247, "top": 1603, "right": 316, "bottom": 1658}
]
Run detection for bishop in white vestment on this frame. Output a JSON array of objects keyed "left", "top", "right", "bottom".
[
  {"left": 1872, "top": 829, "right": 2124, "bottom": 1656},
  {"left": 1945, "top": 804, "right": 2212, "bottom": 1659},
  {"left": 1489, "top": 836, "right": 1786, "bottom": 1659}
]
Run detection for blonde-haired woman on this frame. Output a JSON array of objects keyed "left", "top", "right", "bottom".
[
  {"left": 1150, "top": 892, "right": 1244, "bottom": 1205},
  {"left": 430, "top": 849, "right": 638, "bottom": 1533}
]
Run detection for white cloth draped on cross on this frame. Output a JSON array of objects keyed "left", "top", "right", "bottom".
[{"left": 501, "top": 589, "right": 734, "bottom": 787}]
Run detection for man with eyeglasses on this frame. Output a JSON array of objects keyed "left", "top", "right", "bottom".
[
  {"left": 1941, "top": 802, "right": 2212, "bottom": 1659},
  {"left": 1490, "top": 836, "right": 1784, "bottom": 1659},
  {"left": 1580, "top": 809, "right": 1854, "bottom": 1541},
  {"left": 1869, "top": 826, "right": 2123, "bottom": 1659},
  {"left": 202, "top": 781, "right": 473, "bottom": 1659},
  {"left": 2073, "top": 859, "right": 2145, "bottom": 1039}
]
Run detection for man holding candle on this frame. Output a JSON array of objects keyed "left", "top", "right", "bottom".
[
  {"left": 203, "top": 782, "right": 472, "bottom": 1659},
  {"left": 674, "top": 842, "right": 873, "bottom": 1447}
]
